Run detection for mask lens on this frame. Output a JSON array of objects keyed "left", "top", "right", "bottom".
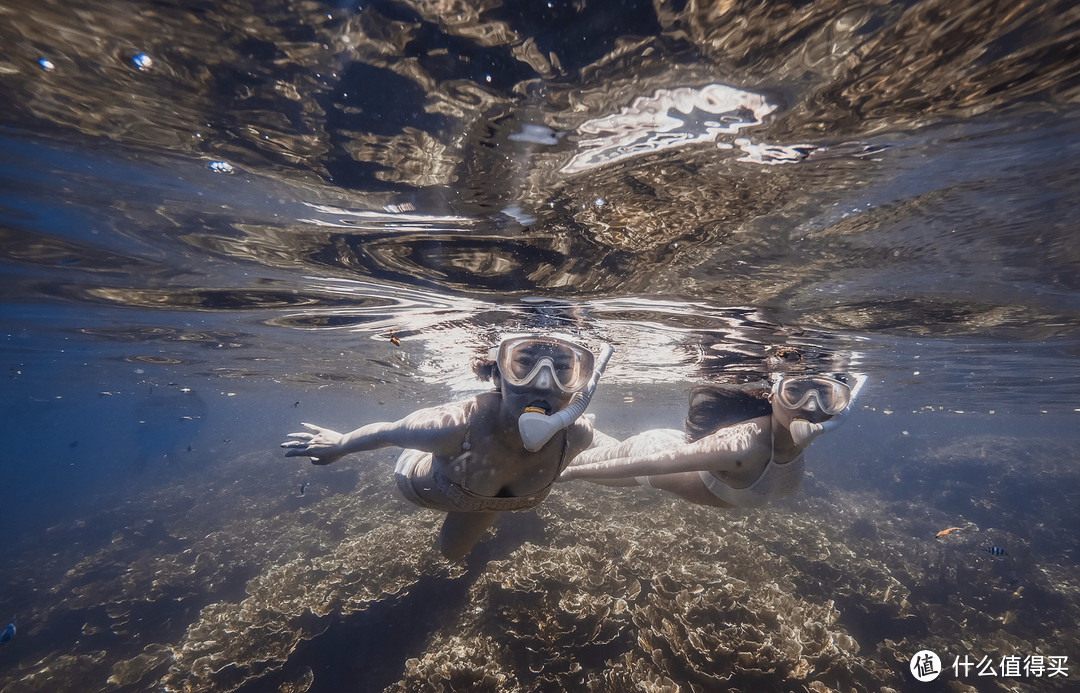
[
  {"left": 498, "top": 337, "right": 593, "bottom": 391},
  {"left": 777, "top": 377, "right": 850, "bottom": 415}
]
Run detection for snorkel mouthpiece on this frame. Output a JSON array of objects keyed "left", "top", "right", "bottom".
[
  {"left": 788, "top": 419, "right": 823, "bottom": 447},
  {"left": 788, "top": 374, "right": 868, "bottom": 446},
  {"left": 519, "top": 343, "right": 614, "bottom": 452}
]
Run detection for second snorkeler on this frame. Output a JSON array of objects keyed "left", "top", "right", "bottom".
[{"left": 560, "top": 374, "right": 866, "bottom": 508}]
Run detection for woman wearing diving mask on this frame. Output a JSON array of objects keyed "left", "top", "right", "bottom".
[
  {"left": 559, "top": 374, "right": 865, "bottom": 508},
  {"left": 281, "top": 335, "right": 610, "bottom": 560}
]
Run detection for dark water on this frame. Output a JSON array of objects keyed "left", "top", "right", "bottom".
[{"left": 2, "top": 1, "right": 1079, "bottom": 691}]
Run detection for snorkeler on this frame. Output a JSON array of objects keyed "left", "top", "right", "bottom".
[
  {"left": 281, "top": 335, "right": 612, "bottom": 560},
  {"left": 559, "top": 374, "right": 866, "bottom": 508}
]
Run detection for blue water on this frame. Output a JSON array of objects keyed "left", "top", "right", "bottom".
[{"left": 2, "top": 0, "right": 1080, "bottom": 691}]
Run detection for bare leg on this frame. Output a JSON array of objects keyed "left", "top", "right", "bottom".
[
  {"left": 563, "top": 429, "right": 635, "bottom": 486},
  {"left": 579, "top": 477, "right": 639, "bottom": 488},
  {"left": 649, "top": 471, "right": 734, "bottom": 508},
  {"left": 587, "top": 430, "right": 622, "bottom": 449},
  {"left": 438, "top": 511, "right": 499, "bottom": 560}
]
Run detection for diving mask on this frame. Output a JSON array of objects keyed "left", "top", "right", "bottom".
[
  {"left": 782, "top": 374, "right": 868, "bottom": 446},
  {"left": 496, "top": 335, "right": 595, "bottom": 393},
  {"left": 772, "top": 375, "right": 852, "bottom": 415}
]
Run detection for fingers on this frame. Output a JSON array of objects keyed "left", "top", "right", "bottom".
[
  {"left": 282, "top": 423, "right": 335, "bottom": 461},
  {"left": 281, "top": 431, "right": 315, "bottom": 449},
  {"left": 284, "top": 445, "right": 323, "bottom": 462}
]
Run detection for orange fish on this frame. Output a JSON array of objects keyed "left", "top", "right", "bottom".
[{"left": 936, "top": 527, "right": 963, "bottom": 537}]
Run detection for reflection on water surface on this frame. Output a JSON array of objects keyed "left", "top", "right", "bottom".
[{"left": 2, "top": 0, "right": 1080, "bottom": 691}]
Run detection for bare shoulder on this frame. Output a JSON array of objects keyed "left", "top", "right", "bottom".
[
  {"left": 691, "top": 415, "right": 771, "bottom": 456},
  {"left": 398, "top": 397, "right": 476, "bottom": 431},
  {"left": 709, "top": 415, "right": 769, "bottom": 439},
  {"left": 609, "top": 428, "right": 685, "bottom": 458}
]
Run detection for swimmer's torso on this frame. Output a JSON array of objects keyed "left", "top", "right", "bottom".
[
  {"left": 434, "top": 393, "right": 589, "bottom": 497},
  {"left": 700, "top": 417, "right": 774, "bottom": 489}
]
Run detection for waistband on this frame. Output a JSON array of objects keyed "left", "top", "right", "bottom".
[{"left": 394, "top": 449, "right": 552, "bottom": 513}]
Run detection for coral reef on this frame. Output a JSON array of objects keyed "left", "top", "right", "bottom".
[
  {"left": 159, "top": 513, "right": 459, "bottom": 693},
  {"left": 392, "top": 495, "right": 884, "bottom": 693},
  {"left": 395, "top": 635, "right": 519, "bottom": 692},
  {"left": 3, "top": 429, "right": 1079, "bottom": 693}
]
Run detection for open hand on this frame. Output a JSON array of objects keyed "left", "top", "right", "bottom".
[{"left": 280, "top": 423, "right": 347, "bottom": 465}]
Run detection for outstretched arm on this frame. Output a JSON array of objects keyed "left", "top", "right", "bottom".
[
  {"left": 561, "top": 419, "right": 769, "bottom": 481},
  {"left": 281, "top": 400, "right": 471, "bottom": 465}
]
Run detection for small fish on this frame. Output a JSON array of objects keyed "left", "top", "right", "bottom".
[
  {"left": 982, "top": 546, "right": 1008, "bottom": 557},
  {"left": 186, "top": 444, "right": 192, "bottom": 452},
  {"left": 0, "top": 622, "right": 14, "bottom": 645},
  {"left": 775, "top": 346, "right": 801, "bottom": 359},
  {"left": 936, "top": 527, "right": 963, "bottom": 537},
  {"left": 68, "top": 441, "right": 78, "bottom": 448},
  {"left": 292, "top": 401, "right": 300, "bottom": 408},
  {"left": 300, "top": 482, "right": 309, "bottom": 495}
]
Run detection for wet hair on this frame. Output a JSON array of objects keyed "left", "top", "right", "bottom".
[
  {"left": 471, "top": 355, "right": 500, "bottom": 390},
  {"left": 684, "top": 384, "right": 772, "bottom": 442}
]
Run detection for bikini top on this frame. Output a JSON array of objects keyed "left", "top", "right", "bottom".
[
  {"left": 432, "top": 403, "right": 572, "bottom": 513},
  {"left": 699, "top": 453, "right": 804, "bottom": 508},
  {"left": 698, "top": 422, "right": 805, "bottom": 508}
]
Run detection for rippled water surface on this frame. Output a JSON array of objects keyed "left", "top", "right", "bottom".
[{"left": 2, "top": 1, "right": 1079, "bottom": 691}]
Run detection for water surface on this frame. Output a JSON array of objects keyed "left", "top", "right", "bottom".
[{"left": 1, "top": 0, "right": 1078, "bottom": 691}]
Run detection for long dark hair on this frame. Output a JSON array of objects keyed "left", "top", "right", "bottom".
[
  {"left": 471, "top": 353, "right": 501, "bottom": 391},
  {"left": 684, "top": 384, "right": 771, "bottom": 442}
]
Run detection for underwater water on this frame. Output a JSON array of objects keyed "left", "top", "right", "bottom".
[{"left": 2, "top": 0, "right": 1079, "bottom": 690}]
